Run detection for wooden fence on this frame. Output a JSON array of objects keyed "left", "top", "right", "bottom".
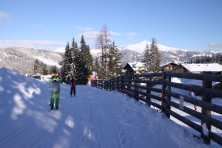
[{"left": 91, "top": 72, "right": 222, "bottom": 146}]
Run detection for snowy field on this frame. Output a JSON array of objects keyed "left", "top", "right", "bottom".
[{"left": 0, "top": 67, "right": 221, "bottom": 148}]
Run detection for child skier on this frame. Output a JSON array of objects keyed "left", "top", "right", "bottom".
[
  {"left": 49, "top": 74, "right": 63, "bottom": 110},
  {"left": 70, "top": 78, "right": 76, "bottom": 97}
]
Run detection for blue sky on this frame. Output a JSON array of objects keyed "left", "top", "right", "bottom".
[{"left": 0, "top": 0, "right": 222, "bottom": 51}]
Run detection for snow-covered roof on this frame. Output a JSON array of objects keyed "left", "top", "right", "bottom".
[
  {"left": 127, "top": 62, "right": 145, "bottom": 70},
  {"left": 160, "top": 62, "right": 179, "bottom": 67},
  {"left": 181, "top": 63, "right": 222, "bottom": 73}
]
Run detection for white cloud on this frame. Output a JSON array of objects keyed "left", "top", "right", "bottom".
[
  {"left": 208, "top": 42, "right": 222, "bottom": 50},
  {"left": 75, "top": 27, "right": 123, "bottom": 41},
  {"left": 75, "top": 29, "right": 123, "bottom": 49},
  {"left": 80, "top": 30, "right": 99, "bottom": 40},
  {"left": 0, "top": 40, "right": 66, "bottom": 50},
  {"left": 0, "top": 11, "right": 11, "bottom": 21},
  {"left": 126, "top": 32, "right": 136, "bottom": 40},
  {"left": 109, "top": 31, "right": 122, "bottom": 36}
]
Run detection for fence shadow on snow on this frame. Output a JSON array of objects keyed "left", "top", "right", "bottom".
[{"left": 91, "top": 71, "right": 222, "bottom": 146}]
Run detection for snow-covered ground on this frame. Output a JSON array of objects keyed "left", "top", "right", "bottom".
[{"left": 0, "top": 67, "right": 221, "bottom": 148}]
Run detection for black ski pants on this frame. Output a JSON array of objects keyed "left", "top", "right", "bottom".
[{"left": 70, "top": 87, "right": 76, "bottom": 96}]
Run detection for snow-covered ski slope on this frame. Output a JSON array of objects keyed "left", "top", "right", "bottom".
[{"left": 0, "top": 67, "right": 219, "bottom": 148}]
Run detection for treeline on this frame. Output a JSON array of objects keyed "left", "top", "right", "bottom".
[
  {"left": 189, "top": 53, "right": 222, "bottom": 64},
  {"left": 60, "top": 25, "right": 123, "bottom": 84},
  {"left": 33, "top": 25, "right": 162, "bottom": 83},
  {"left": 33, "top": 59, "right": 59, "bottom": 75},
  {"left": 94, "top": 25, "right": 122, "bottom": 79},
  {"left": 142, "top": 38, "right": 161, "bottom": 72},
  {"left": 60, "top": 35, "right": 93, "bottom": 84},
  {"left": 60, "top": 25, "right": 162, "bottom": 84}
]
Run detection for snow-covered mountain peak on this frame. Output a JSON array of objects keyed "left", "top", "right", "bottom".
[
  {"left": 54, "top": 47, "right": 65, "bottom": 53},
  {"left": 122, "top": 40, "right": 151, "bottom": 52},
  {"left": 122, "top": 40, "right": 190, "bottom": 53}
]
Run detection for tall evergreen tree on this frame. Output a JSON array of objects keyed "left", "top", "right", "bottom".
[
  {"left": 33, "top": 59, "right": 48, "bottom": 75},
  {"left": 61, "top": 36, "right": 99, "bottom": 84},
  {"left": 41, "top": 63, "right": 48, "bottom": 75},
  {"left": 142, "top": 44, "right": 152, "bottom": 71},
  {"left": 150, "top": 38, "right": 161, "bottom": 72},
  {"left": 107, "top": 42, "right": 122, "bottom": 77},
  {"left": 33, "top": 59, "right": 40, "bottom": 74},
  {"left": 93, "top": 57, "right": 101, "bottom": 77},
  {"left": 80, "top": 35, "right": 93, "bottom": 84},
  {"left": 70, "top": 38, "right": 80, "bottom": 82},
  {"left": 61, "top": 42, "right": 70, "bottom": 82},
  {"left": 143, "top": 38, "right": 161, "bottom": 72}
]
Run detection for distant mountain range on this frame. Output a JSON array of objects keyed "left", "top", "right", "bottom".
[
  {"left": 0, "top": 40, "right": 218, "bottom": 74},
  {"left": 92, "top": 40, "right": 215, "bottom": 65},
  {"left": 120, "top": 41, "right": 193, "bottom": 64}
]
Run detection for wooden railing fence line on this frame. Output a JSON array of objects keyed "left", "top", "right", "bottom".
[{"left": 91, "top": 72, "right": 222, "bottom": 146}]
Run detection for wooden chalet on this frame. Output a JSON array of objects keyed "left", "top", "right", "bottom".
[
  {"left": 160, "top": 62, "right": 179, "bottom": 71},
  {"left": 123, "top": 62, "right": 146, "bottom": 74}
]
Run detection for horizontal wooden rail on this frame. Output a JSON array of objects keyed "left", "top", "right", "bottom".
[{"left": 91, "top": 71, "right": 222, "bottom": 146}]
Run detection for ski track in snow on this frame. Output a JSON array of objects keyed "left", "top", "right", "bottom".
[{"left": 0, "top": 70, "right": 220, "bottom": 148}]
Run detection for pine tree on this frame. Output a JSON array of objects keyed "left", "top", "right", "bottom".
[
  {"left": 142, "top": 44, "right": 152, "bottom": 71},
  {"left": 107, "top": 42, "right": 122, "bottom": 77},
  {"left": 143, "top": 38, "right": 161, "bottom": 72},
  {"left": 70, "top": 38, "right": 79, "bottom": 82},
  {"left": 80, "top": 35, "right": 93, "bottom": 84},
  {"left": 93, "top": 57, "right": 101, "bottom": 77},
  {"left": 33, "top": 59, "right": 48, "bottom": 75},
  {"left": 150, "top": 38, "right": 161, "bottom": 72},
  {"left": 33, "top": 59, "right": 40, "bottom": 74},
  {"left": 41, "top": 63, "right": 48, "bottom": 75},
  {"left": 61, "top": 42, "right": 71, "bottom": 82}
]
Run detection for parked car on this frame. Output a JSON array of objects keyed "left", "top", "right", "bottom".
[{"left": 31, "top": 75, "right": 41, "bottom": 80}]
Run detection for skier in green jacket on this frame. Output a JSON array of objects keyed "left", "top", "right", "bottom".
[{"left": 48, "top": 74, "right": 63, "bottom": 110}]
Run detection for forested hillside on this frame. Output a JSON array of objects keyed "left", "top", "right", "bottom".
[{"left": 0, "top": 47, "right": 63, "bottom": 74}]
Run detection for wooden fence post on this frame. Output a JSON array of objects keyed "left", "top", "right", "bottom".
[
  {"left": 166, "top": 75, "right": 171, "bottom": 118},
  {"left": 101, "top": 80, "right": 103, "bottom": 89},
  {"left": 146, "top": 77, "right": 151, "bottom": 107},
  {"left": 117, "top": 76, "right": 119, "bottom": 91},
  {"left": 95, "top": 80, "right": 97, "bottom": 88},
  {"left": 162, "top": 72, "right": 166, "bottom": 113},
  {"left": 201, "top": 79, "right": 212, "bottom": 144},
  {"left": 121, "top": 76, "right": 124, "bottom": 93},
  {"left": 134, "top": 75, "right": 139, "bottom": 100},
  {"left": 98, "top": 80, "right": 100, "bottom": 88},
  {"left": 110, "top": 79, "right": 112, "bottom": 91},
  {"left": 106, "top": 80, "right": 108, "bottom": 90},
  {"left": 126, "top": 76, "right": 131, "bottom": 96},
  {"left": 162, "top": 72, "right": 171, "bottom": 118},
  {"left": 108, "top": 80, "right": 110, "bottom": 90},
  {"left": 94, "top": 80, "right": 96, "bottom": 88}
]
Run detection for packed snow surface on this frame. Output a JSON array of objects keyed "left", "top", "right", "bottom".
[{"left": 0, "top": 67, "right": 219, "bottom": 148}]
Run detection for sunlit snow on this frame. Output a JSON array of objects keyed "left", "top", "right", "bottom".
[{"left": 0, "top": 67, "right": 221, "bottom": 148}]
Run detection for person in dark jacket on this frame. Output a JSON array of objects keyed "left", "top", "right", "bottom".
[{"left": 70, "top": 78, "right": 76, "bottom": 97}]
